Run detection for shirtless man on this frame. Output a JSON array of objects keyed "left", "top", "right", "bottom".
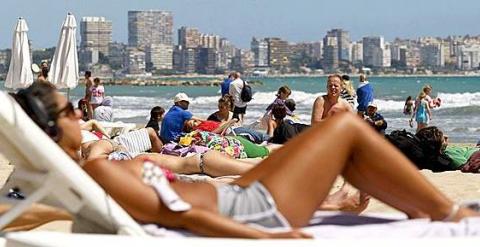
[{"left": 311, "top": 74, "right": 353, "bottom": 125}]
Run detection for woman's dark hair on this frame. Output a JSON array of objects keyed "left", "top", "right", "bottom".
[
  {"left": 218, "top": 94, "right": 234, "bottom": 111},
  {"left": 41, "top": 67, "right": 49, "bottom": 78},
  {"left": 150, "top": 106, "right": 165, "bottom": 121},
  {"left": 405, "top": 96, "right": 412, "bottom": 104},
  {"left": 271, "top": 104, "right": 287, "bottom": 121},
  {"left": 415, "top": 126, "right": 445, "bottom": 154},
  {"left": 93, "top": 77, "right": 101, "bottom": 84},
  {"left": 13, "top": 82, "right": 61, "bottom": 140},
  {"left": 284, "top": 99, "right": 296, "bottom": 112},
  {"left": 85, "top": 71, "right": 92, "bottom": 77}
]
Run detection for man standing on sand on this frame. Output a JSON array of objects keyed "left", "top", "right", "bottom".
[
  {"left": 311, "top": 74, "right": 353, "bottom": 125},
  {"left": 229, "top": 72, "right": 248, "bottom": 123},
  {"left": 356, "top": 74, "right": 374, "bottom": 117},
  {"left": 83, "top": 71, "right": 94, "bottom": 120},
  {"left": 220, "top": 72, "right": 235, "bottom": 96}
]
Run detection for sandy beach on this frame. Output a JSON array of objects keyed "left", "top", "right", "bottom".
[{"left": 0, "top": 154, "right": 478, "bottom": 233}]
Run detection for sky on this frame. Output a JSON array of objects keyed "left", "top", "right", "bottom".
[{"left": 1, "top": 0, "right": 480, "bottom": 49}]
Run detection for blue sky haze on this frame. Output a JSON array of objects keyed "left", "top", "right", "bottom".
[{"left": 1, "top": 0, "right": 479, "bottom": 49}]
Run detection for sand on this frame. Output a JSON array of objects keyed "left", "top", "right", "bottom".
[{"left": 0, "top": 154, "right": 478, "bottom": 233}]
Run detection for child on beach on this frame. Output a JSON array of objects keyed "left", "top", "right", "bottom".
[
  {"left": 422, "top": 85, "right": 442, "bottom": 108},
  {"left": 403, "top": 96, "right": 415, "bottom": 115},
  {"left": 89, "top": 78, "right": 105, "bottom": 111},
  {"left": 410, "top": 92, "right": 432, "bottom": 132},
  {"left": 265, "top": 85, "right": 292, "bottom": 114}
]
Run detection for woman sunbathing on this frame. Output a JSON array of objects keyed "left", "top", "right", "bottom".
[{"left": 13, "top": 83, "right": 479, "bottom": 238}]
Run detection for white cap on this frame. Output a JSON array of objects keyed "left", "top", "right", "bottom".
[
  {"left": 174, "top": 93, "right": 191, "bottom": 103},
  {"left": 367, "top": 102, "right": 377, "bottom": 108}
]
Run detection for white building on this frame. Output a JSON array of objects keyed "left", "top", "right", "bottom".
[
  {"left": 146, "top": 44, "right": 173, "bottom": 70},
  {"left": 126, "top": 48, "right": 146, "bottom": 74},
  {"left": 456, "top": 45, "right": 480, "bottom": 70},
  {"left": 351, "top": 41, "right": 363, "bottom": 64},
  {"left": 251, "top": 37, "right": 269, "bottom": 67}
]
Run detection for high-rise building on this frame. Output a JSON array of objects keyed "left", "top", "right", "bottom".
[
  {"left": 146, "top": 44, "right": 173, "bottom": 70},
  {"left": 80, "top": 17, "right": 112, "bottom": 56},
  {"left": 312, "top": 41, "right": 323, "bottom": 61},
  {"left": 173, "top": 46, "right": 196, "bottom": 73},
  {"left": 266, "top": 37, "right": 290, "bottom": 69},
  {"left": 251, "top": 37, "right": 269, "bottom": 67},
  {"left": 196, "top": 48, "right": 218, "bottom": 74},
  {"left": 178, "top": 26, "right": 201, "bottom": 48},
  {"left": 323, "top": 36, "right": 339, "bottom": 71},
  {"left": 128, "top": 10, "right": 173, "bottom": 49},
  {"left": 108, "top": 42, "right": 127, "bottom": 70},
  {"left": 125, "top": 48, "right": 146, "bottom": 74},
  {"left": 421, "top": 43, "right": 445, "bottom": 68},
  {"left": 399, "top": 46, "right": 421, "bottom": 68},
  {"left": 363, "top": 36, "right": 389, "bottom": 68},
  {"left": 232, "top": 49, "right": 254, "bottom": 72},
  {"left": 324, "top": 29, "right": 351, "bottom": 61},
  {"left": 351, "top": 41, "right": 363, "bottom": 64},
  {"left": 200, "top": 34, "right": 221, "bottom": 49},
  {"left": 456, "top": 45, "right": 480, "bottom": 70}
]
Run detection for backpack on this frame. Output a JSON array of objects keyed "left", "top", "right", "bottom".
[
  {"left": 240, "top": 80, "right": 253, "bottom": 102},
  {"left": 386, "top": 129, "right": 454, "bottom": 172}
]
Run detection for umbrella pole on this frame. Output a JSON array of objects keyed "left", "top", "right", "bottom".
[{"left": 67, "top": 88, "right": 70, "bottom": 100}]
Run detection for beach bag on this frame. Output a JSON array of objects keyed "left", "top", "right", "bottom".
[
  {"left": 386, "top": 130, "right": 454, "bottom": 172},
  {"left": 240, "top": 80, "right": 253, "bottom": 102}
]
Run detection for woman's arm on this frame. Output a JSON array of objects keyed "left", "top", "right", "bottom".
[
  {"left": 426, "top": 102, "right": 432, "bottom": 119},
  {"left": 83, "top": 158, "right": 309, "bottom": 238},
  {"left": 211, "top": 119, "right": 238, "bottom": 135}
]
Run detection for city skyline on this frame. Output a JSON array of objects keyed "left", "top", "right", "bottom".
[{"left": 1, "top": 0, "right": 480, "bottom": 49}]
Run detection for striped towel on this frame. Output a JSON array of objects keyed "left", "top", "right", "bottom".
[{"left": 113, "top": 128, "right": 152, "bottom": 156}]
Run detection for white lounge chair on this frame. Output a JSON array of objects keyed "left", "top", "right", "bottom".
[
  {"left": 1, "top": 90, "right": 480, "bottom": 246},
  {"left": 0, "top": 91, "right": 146, "bottom": 235}
]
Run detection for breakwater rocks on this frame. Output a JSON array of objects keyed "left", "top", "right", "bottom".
[{"left": 79, "top": 78, "right": 264, "bottom": 87}]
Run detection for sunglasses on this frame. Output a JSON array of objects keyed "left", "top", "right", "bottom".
[{"left": 56, "top": 102, "right": 75, "bottom": 119}]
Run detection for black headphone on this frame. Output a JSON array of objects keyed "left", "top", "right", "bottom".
[{"left": 15, "top": 88, "right": 61, "bottom": 142}]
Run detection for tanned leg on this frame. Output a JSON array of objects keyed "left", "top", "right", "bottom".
[
  {"left": 235, "top": 113, "right": 477, "bottom": 227},
  {"left": 137, "top": 150, "right": 254, "bottom": 177}
]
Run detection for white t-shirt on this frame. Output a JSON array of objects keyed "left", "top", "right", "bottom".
[
  {"left": 90, "top": 85, "right": 105, "bottom": 105},
  {"left": 229, "top": 78, "right": 248, "bottom": 108}
]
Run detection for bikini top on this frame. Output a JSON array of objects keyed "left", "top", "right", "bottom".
[{"left": 142, "top": 161, "right": 191, "bottom": 212}]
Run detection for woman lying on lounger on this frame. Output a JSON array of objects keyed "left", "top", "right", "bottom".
[{"left": 13, "top": 83, "right": 479, "bottom": 238}]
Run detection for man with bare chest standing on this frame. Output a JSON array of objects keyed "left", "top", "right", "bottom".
[{"left": 311, "top": 74, "right": 353, "bottom": 125}]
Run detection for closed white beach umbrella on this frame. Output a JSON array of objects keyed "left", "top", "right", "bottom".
[
  {"left": 49, "top": 13, "right": 79, "bottom": 89},
  {"left": 5, "top": 17, "right": 34, "bottom": 89}
]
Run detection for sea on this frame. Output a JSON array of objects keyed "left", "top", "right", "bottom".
[{"left": 2, "top": 76, "right": 480, "bottom": 143}]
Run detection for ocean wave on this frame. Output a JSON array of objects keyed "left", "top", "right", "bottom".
[{"left": 105, "top": 90, "right": 480, "bottom": 119}]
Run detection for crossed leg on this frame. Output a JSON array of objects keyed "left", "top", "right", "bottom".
[{"left": 234, "top": 113, "right": 477, "bottom": 227}]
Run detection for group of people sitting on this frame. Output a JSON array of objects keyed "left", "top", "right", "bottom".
[{"left": 7, "top": 81, "right": 480, "bottom": 238}]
